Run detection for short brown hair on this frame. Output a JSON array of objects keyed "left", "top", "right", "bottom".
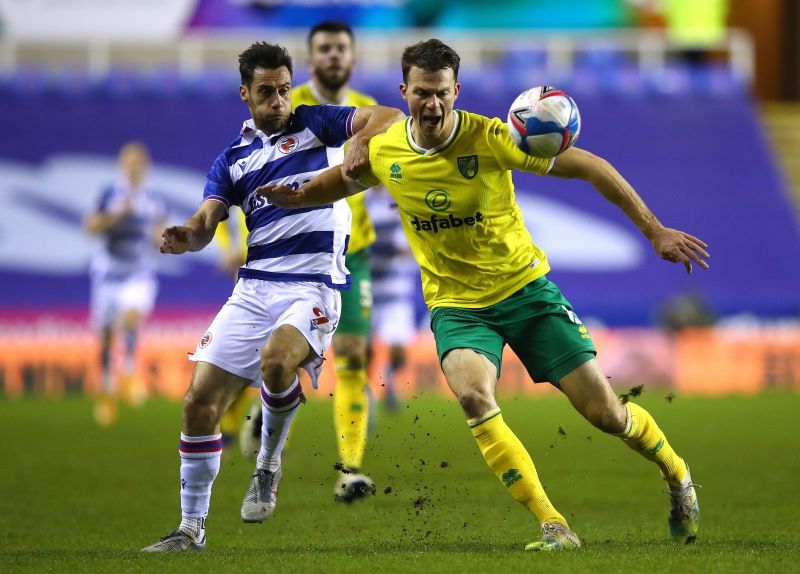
[
  {"left": 401, "top": 39, "right": 460, "bottom": 83},
  {"left": 238, "top": 42, "right": 293, "bottom": 86}
]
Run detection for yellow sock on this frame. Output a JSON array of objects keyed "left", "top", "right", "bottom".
[
  {"left": 334, "top": 361, "right": 368, "bottom": 470},
  {"left": 469, "top": 409, "right": 567, "bottom": 526},
  {"left": 619, "top": 402, "right": 687, "bottom": 484},
  {"left": 220, "top": 391, "right": 249, "bottom": 437}
]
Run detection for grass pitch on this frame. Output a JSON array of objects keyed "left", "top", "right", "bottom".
[{"left": 1, "top": 391, "right": 799, "bottom": 573}]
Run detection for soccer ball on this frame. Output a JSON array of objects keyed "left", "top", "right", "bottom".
[{"left": 507, "top": 86, "right": 581, "bottom": 158}]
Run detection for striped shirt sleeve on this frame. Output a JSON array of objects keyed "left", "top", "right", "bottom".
[
  {"left": 202, "top": 153, "right": 235, "bottom": 215},
  {"left": 301, "top": 104, "right": 358, "bottom": 148}
]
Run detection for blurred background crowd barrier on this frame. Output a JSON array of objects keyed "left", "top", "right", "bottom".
[
  {"left": 1, "top": 325, "right": 797, "bottom": 398},
  {"left": 0, "top": 0, "right": 798, "bottom": 397}
]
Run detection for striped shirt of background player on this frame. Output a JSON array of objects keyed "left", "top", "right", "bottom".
[
  {"left": 202, "top": 104, "right": 357, "bottom": 289},
  {"left": 90, "top": 182, "right": 167, "bottom": 281},
  {"left": 365, "top": 188, "right": 419, "bottom": 304}
]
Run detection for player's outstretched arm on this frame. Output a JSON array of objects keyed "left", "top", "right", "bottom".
[
  {"left": 256, "top": 164, "right": 357, "bottom": 209},
  {"left": 161, "top": 200, "right": 226, "bottom": 255},
  {"left": 549, "top": 147, "right": 710, "bottom": 274},
  {"left": 345, "top": 106, "right": 405, "bottom": 179}
]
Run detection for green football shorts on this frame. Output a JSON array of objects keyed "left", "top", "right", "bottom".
[
  {"left": 336, "top": 247, "right": 372, "bottom": 338},
  {"left": 430, "top": 276, "right": 596, "bottom": 387}
]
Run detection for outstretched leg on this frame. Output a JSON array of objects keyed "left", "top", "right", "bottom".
[
  {"left": 142, "top": 361, "right": 250, "bottom": 552},
  {"left": 559, "top": 358, "right": 699, "bottom": 542}
]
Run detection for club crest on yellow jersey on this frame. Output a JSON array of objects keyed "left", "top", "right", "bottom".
[{"left": 457, "top": 155, "right": 478, "bottom": 179}]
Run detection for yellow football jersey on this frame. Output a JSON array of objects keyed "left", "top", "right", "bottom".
[
  {"left": 360, "top": 110, "right": 553, "bottom": 310},
  {"left": 292, "top": 83, "right": 376, "bottom": 254}
]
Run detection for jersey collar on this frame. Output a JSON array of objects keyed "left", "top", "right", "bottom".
[{"left": 405, "top": 110, "right": 461, "bottom": 156}]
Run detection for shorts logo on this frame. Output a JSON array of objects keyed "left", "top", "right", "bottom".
[
  {"left": 562, "top": 305, "right": 583, "bottom": 325},
  {"left": 309, "top": 306, "right": 330, "bottom": 332},
  {"left": 200, "top": 331, "right": 212, "bottom": 348},
  {"left": 390, "top": 162, "right": 403, "bottom": 180},
  {"left": 424, "top": 189, "right": 451, "bottom": 212},
  {"left": 277, "top": 135, "right": 299, "bottom": 154}
]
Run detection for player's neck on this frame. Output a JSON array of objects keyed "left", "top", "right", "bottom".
[
  {"left": 410, "top": 110, "right": 457, "bottom": 151},
  {"left": 309, "top": 79, "right": 348, "bottom": 105}
]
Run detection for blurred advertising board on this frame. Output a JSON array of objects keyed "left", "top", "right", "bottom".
[{"left": 0, "top": 324, "right": 797, "bottom": 398}]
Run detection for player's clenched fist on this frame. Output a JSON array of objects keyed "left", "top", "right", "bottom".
[
  {"left": 160, "top": 226, "right": 193, "bottom": 254},
  {"left": 342, "top": 135, "right": 370, "bottom": 180}
]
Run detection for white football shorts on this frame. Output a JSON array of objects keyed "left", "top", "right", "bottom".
[
  {"left": 373, "top": 298, "right": 416, "bottom": 346},
  {"left": 90, "top": 274, "right": 157, "bottom": 329},
  {"left": 189, "top": 278, "right": 341, "bottom": 389}
]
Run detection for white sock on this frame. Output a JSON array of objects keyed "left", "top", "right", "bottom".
[
  {"left": 178, "top": 516, "right": 206, "bottom": 541},
  {"left": 178, "top": 433, "right": 222, "bottom": 539},
  {"left": 257, "top": 377, "right": 303, "bottom": 472}
]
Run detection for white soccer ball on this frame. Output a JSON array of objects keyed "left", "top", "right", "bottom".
[{"left": 507, "top": 86, "right": 581, "bottom": 158}]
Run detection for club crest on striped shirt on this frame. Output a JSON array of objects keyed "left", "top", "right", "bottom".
[{"left": 277, "top": 135, "right": 299, "bottom": 154}]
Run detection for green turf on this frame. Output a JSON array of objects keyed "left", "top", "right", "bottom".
[{"left": 1, "top": 392, "right": 799, "bottom": 573}]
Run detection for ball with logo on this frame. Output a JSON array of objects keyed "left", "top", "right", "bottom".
[{"left": 506, "top": 86, "right": 581, "bottom": 159}]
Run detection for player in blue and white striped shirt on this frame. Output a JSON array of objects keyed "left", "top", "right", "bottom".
[
  {"left": 84, "top": 141, "right": 167, "bottom": 426},
  {"left": 142, "top": 42, "right": 403, "bottom": 553}
]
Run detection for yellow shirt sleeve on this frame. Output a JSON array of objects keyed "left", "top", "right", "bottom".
[
  {"left": 486, "top": 117, "right": 553, "bottom": 175},
  {"left": 358, "top": 138, "right": 383, "bottom": 188}
]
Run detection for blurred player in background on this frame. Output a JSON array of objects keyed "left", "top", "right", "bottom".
[
  {"left": 239, "top": 21, "right": 383, "bottom": 503},
  {"left": 259, "top": 39, "right": 710, "bottom": 552},
  {"left": 365, "top": 185, "right": 421, "bottom": 409},
  {"left": 84, "top": 141, "right": 167, "bottom": 426},
  {"left": 141, "top": 42, "right": 402, "bottom": 552}
]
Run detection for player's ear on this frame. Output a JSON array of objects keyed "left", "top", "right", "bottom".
[
  {"left": 454, "top": 82, "right": 461, "bottom": 101},
  {"left": 399, "top": 83, "right": 408, "bottom": 101},
  {"left": 239, "top": 84, "right": 248, "bottom": 104}
]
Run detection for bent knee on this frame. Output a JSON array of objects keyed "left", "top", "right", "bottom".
[
  {"left": 456, "top": 387, "right": 495, "bottom": 419},
  {"left": 260, "top": 354, "right": 301, "bottom": 392},
  {"left": 183, "top": 388, "right": 221, "bottom": 429},
  {"left": 334, "top": 336, "right": 368, "bottom": 370}
]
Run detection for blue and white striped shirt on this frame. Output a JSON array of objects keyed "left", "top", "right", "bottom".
[
  {"left": 90, "top": 181, "right": 167, "bottom": 281},
  {"left": 202, "top": 104, "right": 356, "bottom": 289}
]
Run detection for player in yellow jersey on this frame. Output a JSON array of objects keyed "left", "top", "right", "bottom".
[
  {"left": 236, "top": 21, "right": 381, "bottom": 502},
  {"left": 258, "top": 39, "right": 709, "bottom": 551}
]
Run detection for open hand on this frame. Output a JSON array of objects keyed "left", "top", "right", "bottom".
[
  {"left": 160, "top": 226, "right": 193, "bottom": 254},
  {"left": 649, "top": 227, "right": 710, "bottom": 274}
]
